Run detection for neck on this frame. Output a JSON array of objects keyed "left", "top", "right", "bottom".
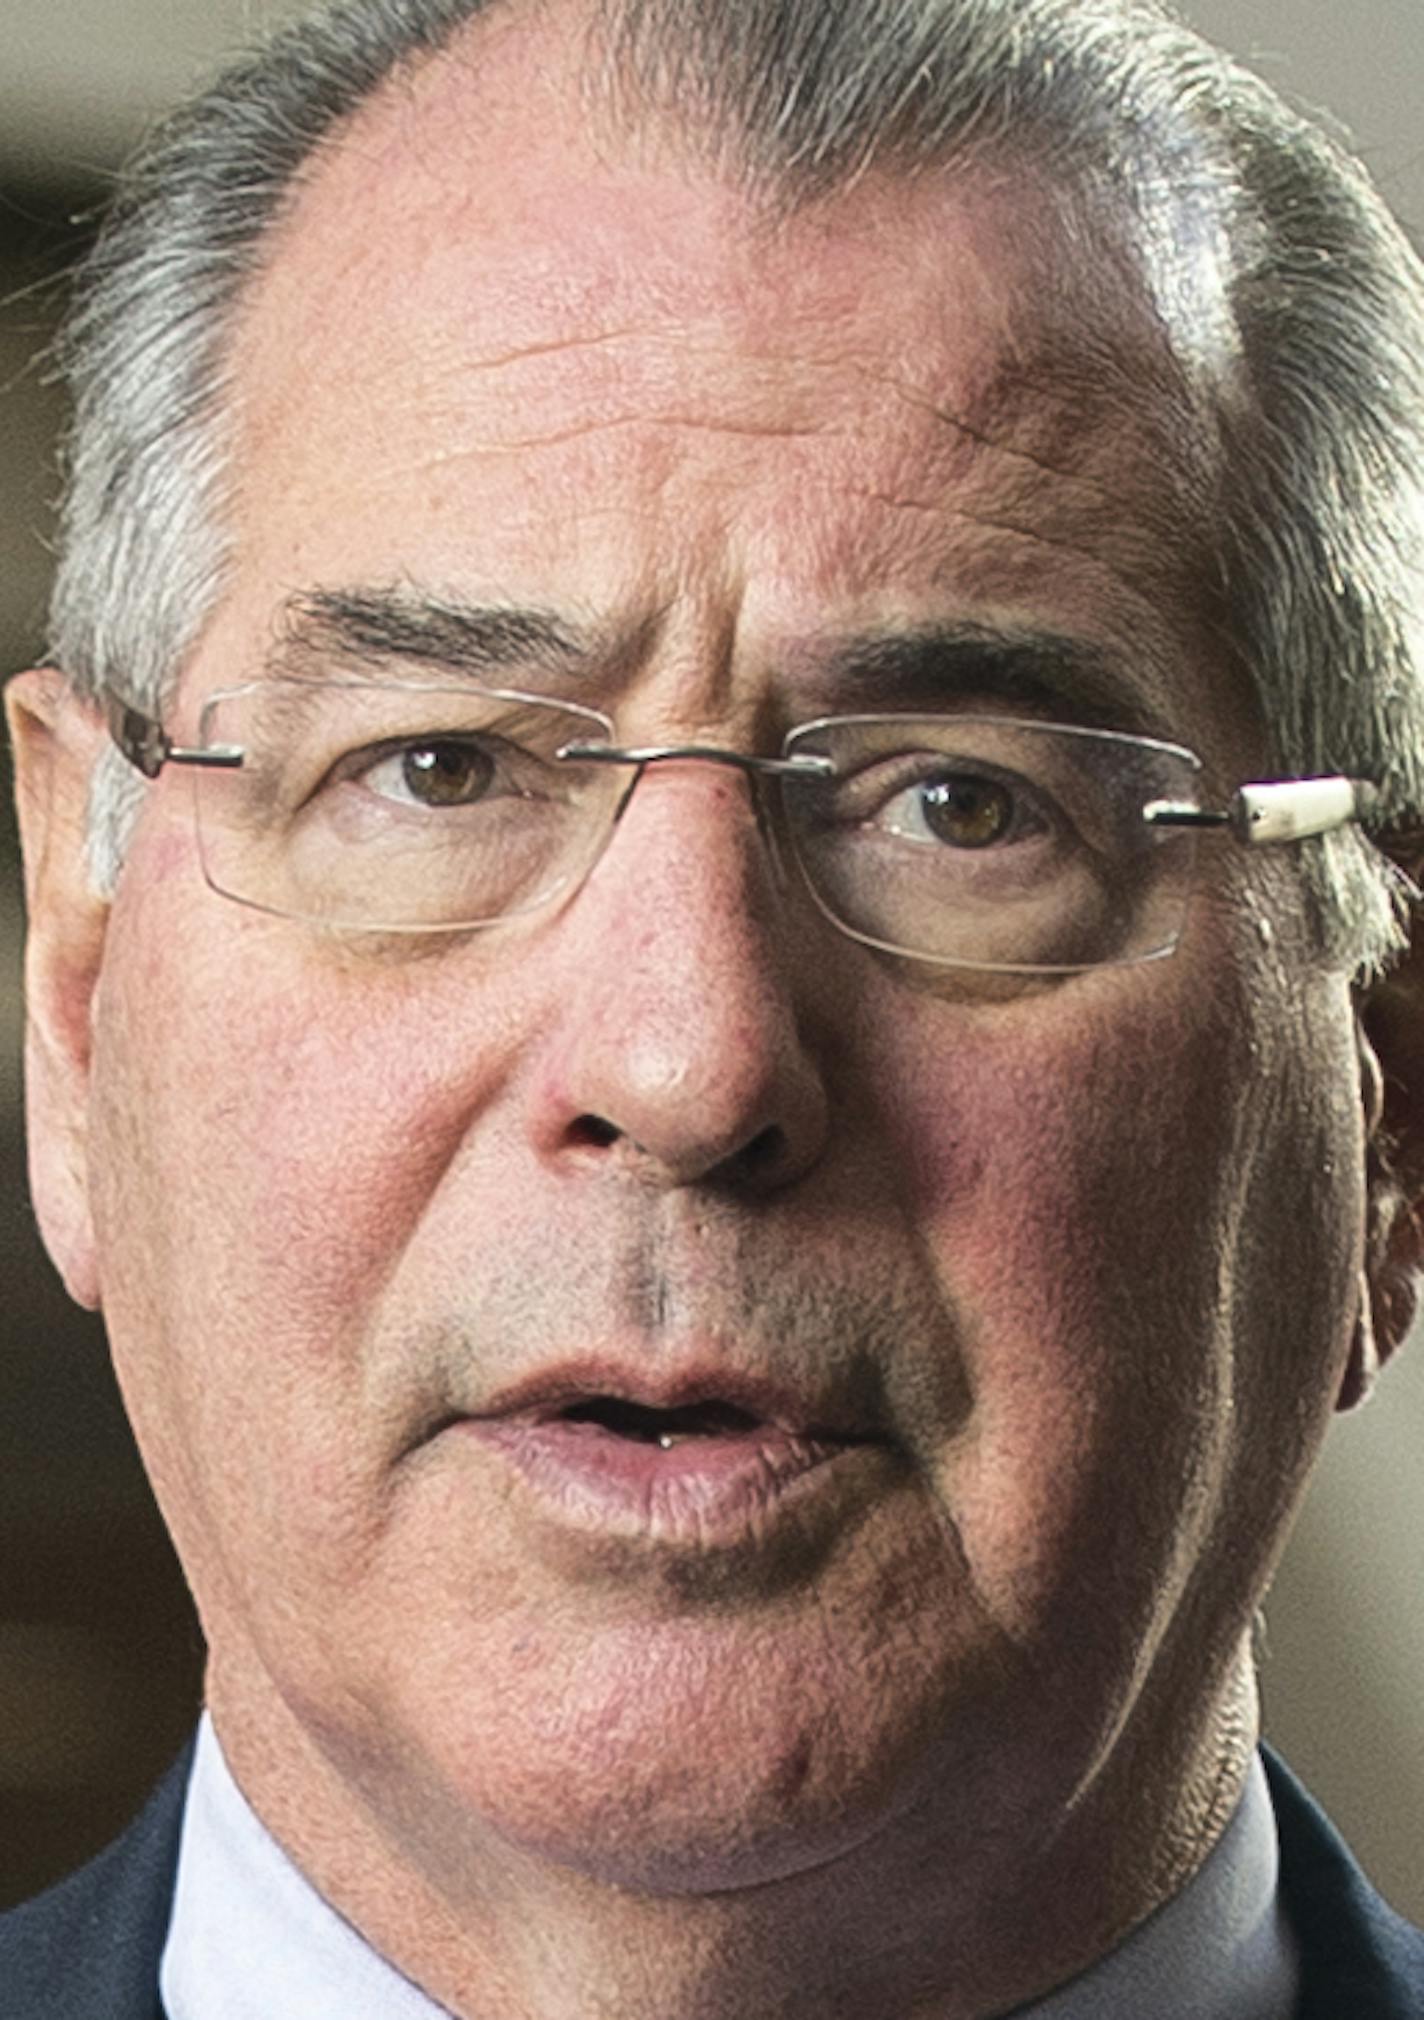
[{"left": 207, "top": 1657, "right": 1258, "bottom": 2020}]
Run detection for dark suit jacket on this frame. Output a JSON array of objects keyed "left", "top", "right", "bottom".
[{"left": 1, "top": 1746, "right": 1420, "bottom": 2017}]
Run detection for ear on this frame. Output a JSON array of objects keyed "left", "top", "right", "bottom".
[
  {"left": 1342, "top": 885, "right": 1424, "bottom": 1410},
  {"left": 5, "top": 669, "right": 111, "bottom": 1311}
]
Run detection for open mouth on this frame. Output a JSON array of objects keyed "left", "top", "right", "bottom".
[
  {"left": 557, "top": 1396, "right": 765, "bottom": 1450},
  {"left": 454, "top": 1374, "right": 889, "bottom": 1547}
]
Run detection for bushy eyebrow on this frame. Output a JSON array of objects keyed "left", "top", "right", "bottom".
[
  {"left": 268, "top": 590, "right": 1174, "bottom": 740},
  {"left": 270, "top": 588, "right": 596, "bottom": 683},
  {"left": 815, "top": 625, "right": 1174, "bottom": 739}
]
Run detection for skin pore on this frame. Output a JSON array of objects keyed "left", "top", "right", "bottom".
[{"left": 10, "top": 8, "right": 1419, "bottom": 2018}]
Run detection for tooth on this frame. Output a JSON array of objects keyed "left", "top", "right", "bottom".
[{"left": 658, "top": 1432, "right": 682, "bottom": 1451}]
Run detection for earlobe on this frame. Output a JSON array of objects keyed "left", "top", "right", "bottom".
[
  {"left": 1343, "top": 903, "right": 1424, "bottom": 1410},
  {"left": 5, "top": 668, "right": 111, "bottom": 1312}
]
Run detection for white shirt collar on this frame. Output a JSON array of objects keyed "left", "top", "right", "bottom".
[
  {"left": 160, "top": 1715, "right": 1298, "bottom": 2019},
  {"left": 1023, "top": 1749, "right": 1300, "bottom": 2019},
  {"left": 160, "top": 1717, "right": 447, "bottom": 2019}
]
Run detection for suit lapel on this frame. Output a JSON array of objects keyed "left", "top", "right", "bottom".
[{"left": 0, "top": 1742, "right": 193, "bottom": 2020}]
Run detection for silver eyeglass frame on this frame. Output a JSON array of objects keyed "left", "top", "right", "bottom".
[
  {"left": 105, "top": 688, "right": 245, "bottom": 779},
  {"left": 104, "top": 684, "right": 1380, "bottom": 848},
  {"left": 100, "top": 679, "right": 1403, "bottom": 972}
]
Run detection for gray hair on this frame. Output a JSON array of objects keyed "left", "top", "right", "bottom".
[{"left": 50, "top": 0, "right": 1424, "bottom": 972}]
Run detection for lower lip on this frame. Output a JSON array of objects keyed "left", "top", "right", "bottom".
[{"left": 455, "top": 1417, "right": 873, "bottom": 1547}]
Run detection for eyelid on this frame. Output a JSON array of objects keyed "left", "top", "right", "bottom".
[
  {"left": 332, "top": 728, "right": 496, "bottom": 778},
  {"left": 808, "top": 740, "right": 1133, "bottom": 876},
  {"left": 824, "top": 747, "right": 1043, "bottom": 817},
  {"left": 378, "top": 729, "right": 570, "bottom": 804}
]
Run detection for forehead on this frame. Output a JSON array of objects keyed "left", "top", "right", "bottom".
[{"left": 221, "top": 14, "right": 1240, "bottom": 748}]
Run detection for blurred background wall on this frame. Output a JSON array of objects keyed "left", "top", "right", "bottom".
[{"left": 2, "top": 0, "right": 1421, "bottom": 1918}]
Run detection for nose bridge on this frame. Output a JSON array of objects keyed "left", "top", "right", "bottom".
[
  {"left": 527, "top": 756, "right": 830, "bottom": 1189},
  {"left": 564, "top": 737, "right": 821, "bottom": 884},
  {"left": 608, "top": 754, "right": 780, "bottom": 941},
  {"left": 611, "top": 746, "right": 789, "bottom": 890}
]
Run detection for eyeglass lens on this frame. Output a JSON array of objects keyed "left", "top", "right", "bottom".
[{"left": 189, "top": 679, "right": 1203, "bottom": 971}]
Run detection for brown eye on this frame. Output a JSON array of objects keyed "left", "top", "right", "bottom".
[
  {"left": 919, "top": 774, "right": 1015, "bottom": 847},
  {"left": 401, "top": 740, "right": 496, "bottom": 806}
]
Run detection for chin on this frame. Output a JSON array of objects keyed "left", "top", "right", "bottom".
[
  {"left": 322, "top": 1604, "right": 1072, "bottom": 1902},
  {"left": 436, "top": 1740, "right": 909, "bottom": 1897}
]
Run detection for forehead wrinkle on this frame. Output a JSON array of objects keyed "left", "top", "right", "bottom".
[
  {"left": 407, "top": 330, "right": 979, "bottom": 426},
  {"left": 378, "top": 348, "right": 1090, "bottom": 525},
  {"left": 841, "top": 485, "right": 1181, "bottom": 591},
  {"left": 426, "top": 412, "right": 833, "bottom": 457},
  {"left": 393, "top": 313, "right": 1187, "bottom": 534},
  {"left": 245, "top": 9, "right": 1208, "bottom": 477},
  {"left": 812, "top": 521, "right": 1195, "bottom": 725},
  {"left": 423, "top": 319, "right": 677, "bottom": 378},
  {"left": 222, "top": 53, "right": 1230, "bottom": 746},
  {"left": 244, "top": 134, "right": 1030, "bottom": 457},
  {"left": 329, "top": 396, "right": 1197, "bottom": 696},
  {"left": 236, "top": 125, "right": 1181, "bottom": 564}
]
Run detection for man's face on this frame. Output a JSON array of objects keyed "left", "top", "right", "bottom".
[{"left": 22, "top": 29, "right": 1375, "bottom": 1903}]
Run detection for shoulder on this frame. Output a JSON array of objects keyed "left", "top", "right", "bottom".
[
  {"left": 0, "top": 1745, "right": 192, "bottom": 2020},
  {"left": 1264, "top": 1746, "right": 1424, "bottom": 2019}
]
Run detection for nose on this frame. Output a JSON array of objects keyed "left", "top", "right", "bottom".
[{"left": 525, "top": 762, "right": 831, "bottom": 1191}]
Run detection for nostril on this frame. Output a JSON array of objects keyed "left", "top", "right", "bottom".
[
  {"left": 737, "top": 1123, "right": 788, "bottom": 1174},
  {"left": 569, "top": 1114, "right": 621, "bottom": 1150}
]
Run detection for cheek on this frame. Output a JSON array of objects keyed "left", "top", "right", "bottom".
[
  {"left": 863, "top": 966, "right": 1344, "bottom": 1642},
  {"left": 99, "top": 901, "right": 527, "bottom": 1315},
  {"left": 886, "top": 979, "right": 1240, "bottom": 1352},
  {"left": 86, "top": 898, "right": 532, "bottom": 1573}
]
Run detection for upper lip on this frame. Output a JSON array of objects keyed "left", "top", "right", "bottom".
[{"left": 466, "top": 1360, "right": 881, "bottom": 1444}]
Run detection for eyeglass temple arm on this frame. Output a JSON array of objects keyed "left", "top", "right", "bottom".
[
  {"left": 104, "top": 690, "right": 244, "bottom": 779},
  {"left": 100, "top": 700, "right": 1381, "bottom": 849},
  {"left": 1145, "top": 776, "right": 1379, "bottom": 845},
  {"left": 563, "top": 744, "right": 1381, "bottom": 839}
]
